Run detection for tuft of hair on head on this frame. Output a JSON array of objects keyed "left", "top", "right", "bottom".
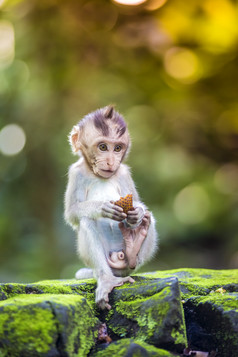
[
  {"left": 104, "top": 105, "right": 114, "bottom": 119},
  {"left": 94, "top": 104, "right": 127, "bottom": 138}
]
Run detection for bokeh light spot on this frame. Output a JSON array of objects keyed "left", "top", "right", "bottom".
[
  {"left": 0, "top": 20, "right": 15, "bottom": 67},
  {"left": 0, "top": 124, "right": 26, "bottom": 156},
  {"left": 214, "top": 164, "right": 238, "bottom": 196},
  {"left": 155, "top": 146, "right": 192, "bottom": 180},
  {"left": 173, "top": 184, "right": 210, "bottom": 224},
  {"left": 112, "top": 0, "right": 147, "bottom": 5},
  {"left": 0, "top": 0, "right": 6, "bottom": 8},
  {"left": 145, "top": 0, "right": 167, "bottom": 11},
  {"left": 164, "top": 47, "right": 201, "bottom": 83}
]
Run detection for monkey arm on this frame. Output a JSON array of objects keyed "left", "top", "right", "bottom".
[
  {"left": 64, "top": 166, "right": 103, "bottom": 227},
  {"left": 64, "top": 163, "right": 127, "bottom": 228}
]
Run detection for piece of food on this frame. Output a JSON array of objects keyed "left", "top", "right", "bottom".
[{"left": 114, "top": 194, "right": 134, "bottom": 214}]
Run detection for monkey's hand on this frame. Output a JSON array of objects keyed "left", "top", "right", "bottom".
[
  {"left": 101, "top": 201, "right": 127, "bottom": 222},
  {"left": 96, "top": 275, "right": 135, "bottom": 310},
  {"left": 126, "top": 206, "right": 144, "bottom": 227}
]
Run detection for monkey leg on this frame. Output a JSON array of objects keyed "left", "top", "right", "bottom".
[
  {"left": 78, "top": 217, "right": 134, "bottom": 310},
  {"left": 119, "top": 211, "right": 151, "bottom": 269},
  {"left": 96, "top": 274, "right": 135, "bottom": 310}
]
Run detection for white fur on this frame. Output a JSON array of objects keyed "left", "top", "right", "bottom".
[
  {"left": 65, "top": 131, "right": 158, "bottom": 309},
  {"left": 65, "top": 159, "right": 158, "bottom": 272},
  {"left": 75, "top": 268, "right": 94, "bottom": 280}
]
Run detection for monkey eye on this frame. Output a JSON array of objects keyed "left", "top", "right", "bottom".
[
  {"left": 114, "top": 145, "right": 122, "bottom": 152},
  {"left": 98, "top": 143, "right": 107, "bottom": 151}
]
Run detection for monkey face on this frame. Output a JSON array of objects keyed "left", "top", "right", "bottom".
[
  {"left": 81, "top": 126, "right": 129, "bottom": 178},
  {"left": 70, "top": 110, "right": 130, "bottom": 178},
  {"left": 92, "top": 137, "right": 128, "bottom": 178}
]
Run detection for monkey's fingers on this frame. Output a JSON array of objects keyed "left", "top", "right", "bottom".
[
  {"left": 127, "top": 207, "right": 144, "bottom": 224},
  {"left": 126, "top": 213, "right": 140, "bottom": 224},
  {"left": 121, "top": 276, "right": 135, "bottom": 284},
  {"left": 110, "top": 201, "right": 124, "bottom": 213},
  {"left": 127, "top": 209, "right": 139, "bottom": 215},
  {"left": 128, "top": 276, "right": 135, "bottom": 283},
  {"left": 141, "top": 217, "right": 150, "bottom": 229},
  {"left": 112, "top": 206, "right": 127, "bottom": 220},
  {"left": 144, "top": 210, "right": 151, "bottom": 221},
  {"left": 141, "top": 211, "right": 151, "bottom": 228},
  {"left": 111, "top": 211, "right": 127, "bottom": 222},
  {"left": 97, "top": 299, "right": 111, "bottom": 310},
  {"left": 105, "top": 302, "right": 111, "bottom": 310},
  {"left": 102, "top": 203, "right": 127, "bottom": 221}
]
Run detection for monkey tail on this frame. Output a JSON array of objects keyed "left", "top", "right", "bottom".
[{"left": 75, "top": 268, "right": 94, "bottom": 280}]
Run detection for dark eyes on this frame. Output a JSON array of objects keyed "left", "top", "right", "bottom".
[
  {"left": 114, "top": 145, "right": 122, "bottom": 152},
  {"left": 98, "top": 143, "right": 107, "bottom": 151},
  {"left": 98, "top": 143, "right": 122, "bottom": 152}
]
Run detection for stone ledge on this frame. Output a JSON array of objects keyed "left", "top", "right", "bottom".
[{"left": 0, "top": 268, "right": 237, "bottom": 357}]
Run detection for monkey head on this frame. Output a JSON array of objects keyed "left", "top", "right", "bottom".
[{"left": 70, "top": 106, "right": 131, "bottom": 178}]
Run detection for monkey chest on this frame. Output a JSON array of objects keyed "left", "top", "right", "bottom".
[{"left": 86, "top": 180, "right": 121, "bottom": 201}]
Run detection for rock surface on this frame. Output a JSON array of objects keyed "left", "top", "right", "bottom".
[{"left": 0, "top": 268, "right": 237, "bottom": 357}]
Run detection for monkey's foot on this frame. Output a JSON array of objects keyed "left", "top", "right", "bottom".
[
  {"left": 119, "top": 211, "right": 151, "bottom": 269},
  {"left": 96, "top": 275, "right": 135, "bottom": 310}
]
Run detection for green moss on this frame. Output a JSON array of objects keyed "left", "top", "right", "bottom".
[
  {"left": 0, "top": 283, "right": 26, "bottom": 300},
  {"left": 141, "top": 268, "right": 238, "bottom": 299},
  {"left": 0, "top": 278, "right": 97, "bottom": 301},
  {"left": 171, "top": 328, "right": 186, "bottom": 346},
  {"left": 108, "top": 286, "right": 179, "bottom": 344},
  {"left": 192, "top": 292, "right": 238, "bottom": 311},
  {"left": 93, "top": 339, "right": 177, "bottom": 356},
  {"left": 117, "top": 287, "right": 170, "bottom": 326},
  {"left": 0, "top": 293, "right": 99, "bottom": 357},
  {"left": 0, "top": 295, "right": 57, "bottom": 355},
  {"left": 46, "top": 294, "right": 99, "bottom": 357}
]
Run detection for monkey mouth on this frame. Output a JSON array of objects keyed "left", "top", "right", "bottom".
[{"left": 101, "top": 169, "right": 114, "bottom": 173}]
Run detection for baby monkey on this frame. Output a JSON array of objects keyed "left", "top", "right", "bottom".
[{"left": 64, "top": 105, "right": 157, "bottom": 309}]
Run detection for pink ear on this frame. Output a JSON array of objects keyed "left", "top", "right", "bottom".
[{"left": 69, "top": 125, "right": 81, "bottom": 154}]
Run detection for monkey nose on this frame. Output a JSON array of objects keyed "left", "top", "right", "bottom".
[{"left": 107, "top": 160, "right": 114, "bottom": 167}]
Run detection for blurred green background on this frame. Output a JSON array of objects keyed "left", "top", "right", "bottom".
[{"left": 0, "top": 0, "right": 238, "bottom": 283}]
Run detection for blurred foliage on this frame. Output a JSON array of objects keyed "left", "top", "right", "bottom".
[{"left": 0, "top": 0, "right": 238, "bottom": 282}]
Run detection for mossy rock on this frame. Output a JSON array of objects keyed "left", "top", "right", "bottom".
[
  {"left": 91, "top": 338, "right": 178, "bottom": 356},
  {"left": 105, "top": 276, "right": 187, "bottom": 354},
  {"left": 0, "top": 268, "right": 238, "bottom": 357},
  {"left": 141, "top": 268, "right": 238, "bottom": 357},
  {"left": 0, "top": 279, "right": 96, "bottom": 302},
  {"left": 141, "top": 268, "right": 238, "bottom": 300},
  {"left": 184, "top": 292, "right": 238, "bottom": 357},
  {"left": 0, "top": 294, "right": 99, "bottom": 357}
]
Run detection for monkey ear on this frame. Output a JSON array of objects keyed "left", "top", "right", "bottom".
[
  {"left": 104, "top": 105, "right": 114, "bottom": 119},
  {"left": 69, "top": 125, "right": 81, "bottom": 154}
]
